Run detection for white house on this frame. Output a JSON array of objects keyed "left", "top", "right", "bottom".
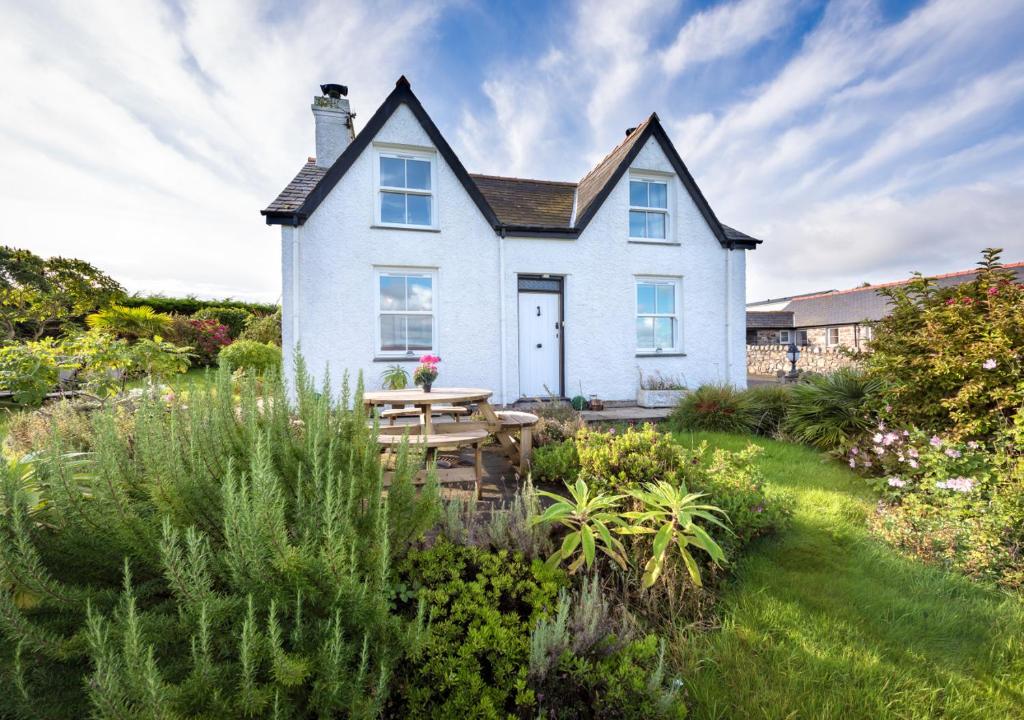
[{"left": 262, "top": 77, "right": 761, "bottom": 405}]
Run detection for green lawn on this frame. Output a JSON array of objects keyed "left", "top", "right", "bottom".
[{"left": 675, "top": 432, "right": 1024, "bottom": 720}]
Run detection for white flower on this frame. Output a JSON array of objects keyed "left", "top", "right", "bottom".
[
  {"left": 983, "top": 358, "right": 997, "bottom": 370},
  {"left": 887, "top": 477, "right": 906, "bottom": 488}
]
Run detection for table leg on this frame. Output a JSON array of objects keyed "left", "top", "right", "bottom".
[
  {"left": 421, "top": 403, "right": 433, "bottom": 436},
  {"left": 519, "top": 426, "right": 533, "bottom": 474},
  {"left": 477, "top": 400, "right": 518, "bottom": 464}
]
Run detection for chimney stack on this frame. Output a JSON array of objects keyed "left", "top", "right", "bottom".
[{"left": 312, "top": 83, "right": 354, "bottom": 168}]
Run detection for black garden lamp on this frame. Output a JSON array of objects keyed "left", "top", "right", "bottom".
[{"left": 785, "top": 342, "right": 801, "bottom": 381}]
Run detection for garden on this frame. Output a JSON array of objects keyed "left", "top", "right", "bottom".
[{"left": 0, "top": 248, "right": 1022, "bottom": 718}]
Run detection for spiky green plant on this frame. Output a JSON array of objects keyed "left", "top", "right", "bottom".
[
  {"left": 85, "top": 304, "right": 173, "bottom": 341},
  {"left": 783, "top": 369, "right": 883, "bottom": 449},
  {"left": 619, "top": 481, "right": 728, "bottom": 588},
  {"left": 0, "top": 358, "right": 438, "bottom": 718},
  {"left": 533, "top": 478, "right": 629, "bottom": 573}
]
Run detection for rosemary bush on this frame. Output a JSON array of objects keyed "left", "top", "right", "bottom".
[{"left": 0, "top": 361, "right": 438, "bottom": 718}]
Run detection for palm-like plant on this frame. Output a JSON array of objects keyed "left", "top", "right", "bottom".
[
  {"left": 533, "top": 478, "right": 628, "bottom": 573},
  {"left": 783, "top": 369, "right": 883, "bottom": 449},
  {"left": 379, "top": 364, "right": 409, "bottom": 390},
  {"left": 86, "top": 304, "right": 172, "bottom": 341},
  {"left": 619, "top": 481, "right": 728, "bottom": 588}
]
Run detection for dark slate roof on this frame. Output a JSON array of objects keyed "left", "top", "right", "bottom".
[
  {"left": 746, "top": 311, "right": 793, "bottom": 328},
  {"left": 263, "top": 160, "right": 326, "bottom": 215},
  {"left": 751, "top": 263, "right": 1024, "bottom": 327},
  {"left": 261, "top": 77, "right": 762, "bottom": 249},
  {"left": 469, "top": 174, "right": 575, "bottom": 228}
]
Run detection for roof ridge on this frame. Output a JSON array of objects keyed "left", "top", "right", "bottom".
[
  {"left": 792, "top": 261, "right": 1024, "bottom": 302},
  {"left": 469, "top": 173, "right": 577, "bottom": 187},
  {"left": 577, "top": 115, "right": 654, "bottom": 186}
]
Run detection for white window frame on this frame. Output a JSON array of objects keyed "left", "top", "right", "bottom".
[
  {"left": 374, "top": 267, "right": 438, "bottom": 357},
  {"left": 778, "top": 330, "right": 792, "bottom": 344},
  {"left": 826, "top": 327, "right": 840, "bottom": 347},
  {"left": 628, "top": 172, "right": 671, "bottom": 242},
  {"left": 635, "top": 276, "right": 682, "bottom": 354},
  {"left": 797, "top": 330, "right": 808, "bottom": 346},
  {"left": 372, "top": 144, "right": 438, "bottom": 230}
]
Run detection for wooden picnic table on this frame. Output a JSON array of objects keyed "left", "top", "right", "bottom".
[{"left": 362, "top": 387, "right": 528, "bottom": 469}]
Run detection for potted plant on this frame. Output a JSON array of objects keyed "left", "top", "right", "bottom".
[
  {"left": 413, "top": 354, "right": 440, "bottom": 392},
  {"left": 636, "top": 369, "right": 688, "bottom": 408},
  {"left": 380, "top": 364, "right": 409, "bottom": 390}
]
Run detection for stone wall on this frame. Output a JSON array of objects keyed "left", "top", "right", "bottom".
[{"left": 746, "top": 344, "right": 864, "bottom": 376}]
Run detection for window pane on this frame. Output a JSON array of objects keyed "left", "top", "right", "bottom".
[
  {"left": 629, "top": 180, "right": 648, "bottom": 207},
  {"left": 407, "top": 316, "right": 432, "bottom": 350},
  {"left": 379, "top": 275, "right": 406, "bottom": 311},
  {"left": 655, "top": 283, "right": 674, "bottom": 314},
  {"left": 655, "top": 317, "right": 674, "bottom": 349},
  {"left": 648, "top": 182, "right": 667, "bottom": 209},
  {"left": 406, "top": 276, "right": 433, "bottom": 311},
  {"left": 407, "top": 194, "right": 431, "bottom": 226},
  {"left": 381, "top": 191, "right": 406, "bottom": 223},
  {"left": 636, "top": 283, "right": 655, "bottom": 314},
  {"left": 406, "top": 159, "right": 431, "bottom": 190},
  {"left": 629, "top": 210, "right": 647, "bottom": 237},
  {"left": 636, "top": 316, "right": 654, "bottom": 348},
  {"left": 647, "top": 211, "right": 666, "bottom": 239},
  {"left": 380, "top": 156, "right": 405, "bottom": 188},
  {"left": 380, "top": 315, "right": 405, "bottom": 352}
]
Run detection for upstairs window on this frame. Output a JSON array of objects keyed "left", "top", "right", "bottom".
[
  {"left": 636, "top": 278, "right": 680, "bottom": 353},
  {"left": 629, "top": 177, "right": 669, "bottom": 240},
  {"left": 375, "top": 148, "right": 435, "bottom": 227},
  {"left": 376, "top": 269, "right": 436, "bottom": 356}
]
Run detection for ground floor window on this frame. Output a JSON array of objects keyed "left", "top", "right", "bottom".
[
  {"left": 636, "top": 277, "right": 681, "bottom": 353},
  {"left": 797, "top": 330, "right": 808, "bottom": 346},
  {"left": 376, "top": 268, "right": 436, "bottom": 356},
  {"left": 826, "top": 327, "right": 840, "bottom": 346},
  {"left": 779, "top": 329, "right": 792, "bottom": 344}
]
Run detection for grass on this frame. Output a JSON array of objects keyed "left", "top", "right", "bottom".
[{"left": 673, "top": 431, "right": 1024, "bottom": 720}]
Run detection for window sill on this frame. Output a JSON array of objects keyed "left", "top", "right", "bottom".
[
  {"left": 373, "top": 356, "right": 426, "bottom": 363},
  {"left": 371, "top": 224, "right": 441, "bottom": 233},
  {"left": 628, "top": 240, "right": 680, "bottom": 246},
  {"left": 636, "top": 352, "right": 687, "bottom": 358}
]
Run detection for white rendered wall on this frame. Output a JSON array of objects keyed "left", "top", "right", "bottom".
[{"left": 281, "top": 109, "right": 748, "bottom": 403}]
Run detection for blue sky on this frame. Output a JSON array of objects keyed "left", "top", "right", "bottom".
[{"left": 1, "top": 0, "right": 1022, "bottom": 301}]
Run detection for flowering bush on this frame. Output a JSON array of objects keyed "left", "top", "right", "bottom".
[
  {"left": 183, "top": 318, "right": 231, "bottom": 365},
  {"left": 867, "top": 248, "right": 1024, "bottom": 440},
  {"left": 412, "top": 354, "right": 440, "bottom": 387}
]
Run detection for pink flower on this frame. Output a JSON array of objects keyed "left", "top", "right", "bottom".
[
  {"left": 887, "top": 477, "right": 906, "bottom": 488},
  {"left": 982, "top": 358, "right": 997, "bottom": 370},
  {"left": 908, "top": 459, "right": 919, "bottom": 469},
  {"left": 850, "top": 447, "right": 859, "bottom": 455},
  {"left": 883, "top": 432, "right": 898, "bottom": 446},
  {"left": 929, "top": 436, "right": 942, "bottom": 447},
  {"left": 908, "top": 447, "right": 919, "bottom": 458},
  {"left": 945, "top": 298, "right": 956, "bottom": 306},
  {"left": 967, "top": 441, "right": 979, "bottom": 450},
  {"left": 987, "top": 286, "right": 998, "bottom": 296},
  {"left": 874, "top": 446, "right": 885, "bottom": 456},
  {"left": 873, "top": 433, "right": 884, "bottom": 444},
  {"left": 961, "top": 297, "right": 974, "bottom": 305},
  {"left": 936, "top": 477, "right": 974, "bottom": 493},
  {"left": 849, "top": 458, "right": 857, "bottom": 468},
  {"left": 945, "top": 448, "right": 962, "bottom": 459}
]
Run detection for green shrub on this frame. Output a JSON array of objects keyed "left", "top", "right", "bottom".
[
  {"left": 783, "top": 369, "right": 882, "bottom": 449},
  {"left": 0, "top": 339, "right": 60, "bottom": 405},
  {"left": 867, "top": 248, "right": 1024, "bottom": 440},
  {"left": 390, "top": 537, "right": 563, "bottom": 718},
  {"left": 576, "top": 425, "right": 685, "bottom": 493},
  {"left": 193, "top": 306, "right": 252, "bottom": 338},
  {"left": 239, "top": 310, "right": 282, "bottom": 346},
  {"left": 744, "top": 385, "right": 792, "bottom": 437},
  {"left": 670, "top": 384, "right": 754, "bottom": 433},
  {"left": 531, "top": 439, "right": 579, "bottom": 484},
  {"left": 121, "top": 294, "right": 276, "bottom": 316},
  {"left": 85, "top": 304, "right": 173, "bottom": 341},
  {"left": 218, "top": 340, "right": 282, "bottom": 374},
  {"left": 0, "top": 363, "right": 440, "bottom": 718}
]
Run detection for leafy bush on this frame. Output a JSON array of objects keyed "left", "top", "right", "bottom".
[
  {"left": 85, "top": 303, "right": 172, "bottom": 341},
  {"left": 121, "top": 294, "right": 276, "bottom": 316},
  {"left": 0, "top": 339, "right": 60, "bottom": 405},
  {"left": 390, "top": 537, "right": 563, "bottom": 717},
  {"left": 867, "top": 249, "right": 1024, "bottom": 440},
  {"left": 218, "top": 340, "right": 282, "bottom": 374},
  {"left": 193, "top": 306, "right": 252, "bottom": 339},
  {"left": 239, "top": 309, "right": 282, "bottom": 346},
  {"left": 782, "top": 369, "right": 882, "bottom": 449},
  {"left": 576, "top": 425, "right": 685, "bottom": 493},
  {"left": 531, "top": 439, "right": 580, "bottom": 484},
  {"left": 3, "top": 400, "right": 131, "bottom": 456},
  {"left": 744, "top": 385, "right": 792, "bottom": 437},
  {"left": 181, "top": 318, "right": 231, "bottom": 366},
  {"left": 670, "top": 384, "right": 754, "bottom": 433},
  {"left": 0, "top": 364, "right": 440, "bottom": 718}
]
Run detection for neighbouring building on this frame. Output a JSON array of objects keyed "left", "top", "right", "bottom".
[
  {"left": 747, "top": 262, "right": 1024, "bottom": 352},
  {"left": 262, "top": 77, "right": 762, "bottom": 404}
]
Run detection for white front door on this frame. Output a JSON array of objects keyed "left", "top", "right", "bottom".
[{"left": 518, "top": 292, "right": 561, "bottom": 398}]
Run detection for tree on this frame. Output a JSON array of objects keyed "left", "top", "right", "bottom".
[{"left": 0, "top": 246, "right": 124, "bottom": 341}]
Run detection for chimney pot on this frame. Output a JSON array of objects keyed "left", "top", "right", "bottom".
[{"left": 312, "top": 83, "right": 354, "bottom": 168}]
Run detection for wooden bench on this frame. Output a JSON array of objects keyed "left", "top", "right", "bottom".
[
  {"left": 378, "top": 405, "right": 470, "bottom": 425},
  {"left": 377, "top": 428, "right": 487, "bottom": 499},
  {"left": 494, "top": 411, "right": 539, "bottom": 473}
]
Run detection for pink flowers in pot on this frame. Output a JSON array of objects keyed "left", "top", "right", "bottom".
[{"left": 413, "top": 354, "right": 440, "bottom": 390}]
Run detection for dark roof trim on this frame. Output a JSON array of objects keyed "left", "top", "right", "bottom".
[{"left": 263, "top": 76, "right": 500, "bottom": 228}]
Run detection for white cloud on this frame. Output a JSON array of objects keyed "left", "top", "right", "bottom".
[{"left": 661, "top": 0, "right": 798, "bottom": 75}]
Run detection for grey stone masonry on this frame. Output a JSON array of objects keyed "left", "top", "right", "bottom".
[{"left": 746, "top": 344, "right": 863, "bottom": 375}]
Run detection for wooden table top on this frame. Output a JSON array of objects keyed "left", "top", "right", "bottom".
[{"left": 362, "top": 387, "right": 493, "bottom": 405}]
